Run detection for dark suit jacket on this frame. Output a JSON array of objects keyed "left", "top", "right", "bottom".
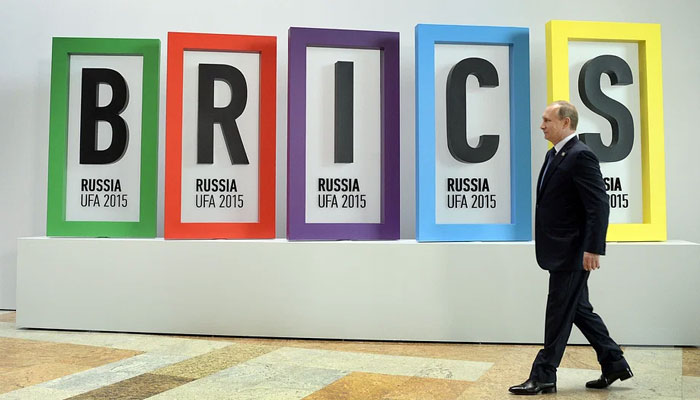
[{"left": 535, "top": 137, "right": 609, "bottom": 272}]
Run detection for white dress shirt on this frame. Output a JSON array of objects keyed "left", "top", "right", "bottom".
[{"left": 554, "top": 132, "right": 577, "bottom": 154}]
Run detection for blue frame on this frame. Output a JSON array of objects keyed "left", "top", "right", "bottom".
[{"left": 415, "top": 24, "right": 531, "bottom": 241}]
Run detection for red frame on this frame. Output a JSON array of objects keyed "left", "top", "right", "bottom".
[{"left": 164, "top": 32, "right": 276, "bottom": 238}]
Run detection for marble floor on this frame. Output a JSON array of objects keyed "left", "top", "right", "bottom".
[{"left": 0, "top": 310, "right": 698, "bottom": 399}]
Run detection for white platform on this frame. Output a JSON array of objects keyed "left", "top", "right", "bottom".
[{"left": 16, "top": 237, "right": 700, "bottom": 346}]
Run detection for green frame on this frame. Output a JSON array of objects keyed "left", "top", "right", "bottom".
[{"left": 46, "top": 37, "right": 160, "bottom": 237}]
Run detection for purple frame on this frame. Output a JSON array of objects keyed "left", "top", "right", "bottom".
[{"left": 287, "top": 27, "right": 400, "bottom": 240}]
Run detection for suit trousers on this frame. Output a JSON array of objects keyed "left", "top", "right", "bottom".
[{"left": 529, "top": 270, "right": 625, "bottom": 383}]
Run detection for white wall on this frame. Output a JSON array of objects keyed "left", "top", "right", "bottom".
[{"left": 1, "top": 0, "right": 699, "bottom": 309}]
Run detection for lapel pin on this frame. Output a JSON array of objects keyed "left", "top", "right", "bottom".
[{"left": 561, "top": 151, "right": 566, "bottom": 156}]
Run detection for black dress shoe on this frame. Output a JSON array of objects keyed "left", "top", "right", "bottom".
[
  {"left": 586, "top": 367, "right": 634, "bottom": 389},
  {"left": 509, "top": 379, "right": 557, "bottom": 395}
]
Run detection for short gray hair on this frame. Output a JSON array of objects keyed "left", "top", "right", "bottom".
[{"left": 552, "top": 100, "right": 578, "bottom": 130}]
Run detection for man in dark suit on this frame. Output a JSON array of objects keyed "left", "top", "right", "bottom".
[{"left": 509, "top": 101, "right": 633, "bottom": 395}]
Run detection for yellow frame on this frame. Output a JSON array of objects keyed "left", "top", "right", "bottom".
[{"left": 546, "top": 20, "right": 666, "bottom": 241}]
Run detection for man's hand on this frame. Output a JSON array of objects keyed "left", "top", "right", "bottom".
[{"left": 583, "top": 252, "right": 600, "bottom": 271}]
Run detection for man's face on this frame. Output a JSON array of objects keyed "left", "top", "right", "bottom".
[{"left": 540, "top": 105, "right": 568, "bottom": 144}]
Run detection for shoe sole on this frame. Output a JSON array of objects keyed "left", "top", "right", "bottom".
[{"left": 509, "top": 387, "right": 557, "bottom": 395}]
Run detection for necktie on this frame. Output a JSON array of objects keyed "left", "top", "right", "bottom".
[{"left": 539, "top": 148, "right": 556, "bottom": 192}]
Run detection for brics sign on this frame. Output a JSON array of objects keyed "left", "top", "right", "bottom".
[
  {"left": 546, "top": 20, "right": 666, "bottom": 241},
  {"left": 286, "top": 28, "right": 400, "bottom": 240},
  {"left": 415, "top": 24, "right": 531, "bottom": 242},
  {"left": 45, "top": 21, "right": 667, "bottom": 241},
  {"left": 163, "top": 32, "right": 276, "bottom": 239},
  {"left": 46, "top": 38, "right": 160, "bottom": 238}
]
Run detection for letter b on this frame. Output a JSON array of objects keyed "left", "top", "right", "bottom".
[{"left": 79, "top": 68, "right": 129, "bottom": 164}]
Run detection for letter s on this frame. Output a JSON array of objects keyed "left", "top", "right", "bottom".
[{"left": 578, "top": 54, "right": 634, "bottom": 162}]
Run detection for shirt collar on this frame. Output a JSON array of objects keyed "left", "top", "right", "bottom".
[{"left": 554, "top": 132, "right": 577, "bottom": 154}]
